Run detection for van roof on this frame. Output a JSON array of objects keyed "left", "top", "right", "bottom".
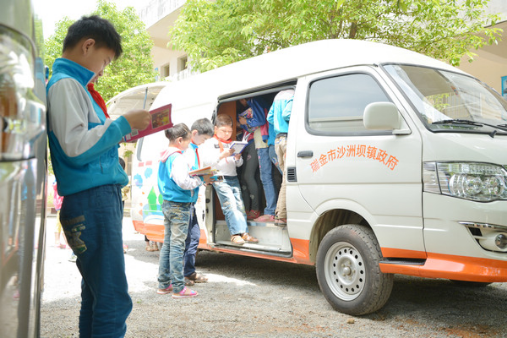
[
  {"left": 110, "top": 39, "right": 463, "bottom": 124},
  {"left": 153, "top": 39, "right": 460, "bottom": 110}
]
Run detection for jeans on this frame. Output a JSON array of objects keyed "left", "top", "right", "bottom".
[
  {"left": 275, "top": 135, "right": 287, "bottom": 219},
  {"left": 60, "top": 184, "right": 132, "bottom": 338},
  {"left": 257, "top": 147, "right": 277, "bottom": 215},
  {"left": 184, "top": 205, "right": 199, "bottom": 277},
  {"left": 158, "top": 200, "right": 191, "bottom": 293},
  {"left": 213, "top": 176, "right": 248, "bottom": 235},
  {"left": 269, "top": 144, "right": 282, "bottom": 174},
  {"left": 241, "top": 142, "right": 260, "bottom": 211}
]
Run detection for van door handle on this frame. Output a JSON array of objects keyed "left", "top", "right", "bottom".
[{"left": 297, "top": 150, "right": 313, "bottom": 158}]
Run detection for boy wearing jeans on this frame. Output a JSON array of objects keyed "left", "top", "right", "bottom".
[
  {"left": 200, "top": 115, "right": 259, "bottom": 245},
  {"left": 267, "top": 89, "right": 294, "bottom": 226},
  {"left": 183, "top": 118, "right": 214, "bottom": 285},
  {"left": 157, "top": 124, "right": 212, "bottom": 298},
  {"left": 47, "top": 16, "right": 151, "bottom": 337}
]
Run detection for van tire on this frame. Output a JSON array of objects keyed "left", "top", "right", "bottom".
[{"left": 316, "top": 224, "right": 393, "bottom": 315}]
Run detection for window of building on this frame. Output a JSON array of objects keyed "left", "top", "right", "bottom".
[
  {"left": 178, "top": 56, "right": 188, "bottom": 72},
  {"left": 162, "top": 64, "right": 170, "bottom": 78}
]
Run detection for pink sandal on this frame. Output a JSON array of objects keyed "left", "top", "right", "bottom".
[{"left": 172, "top": 287, "right": 198, "bottom": 299}]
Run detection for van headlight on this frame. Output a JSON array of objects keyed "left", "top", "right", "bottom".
[{"left": 423, "top": 162, "right": 507, "bottom": 202}]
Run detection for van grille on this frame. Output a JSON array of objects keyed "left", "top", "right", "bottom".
[{"left": 287, "top": 167, "right": 297, "bottom": 182}]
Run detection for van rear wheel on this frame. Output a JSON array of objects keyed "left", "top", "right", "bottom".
[{"left": 316, "top": 224, "right": 393, "bottom": 315}]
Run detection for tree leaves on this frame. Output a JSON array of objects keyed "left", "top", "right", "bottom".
[
  {"left": 171, "top": 0, "right": 501, "bottom": 72},
  {"left": 44, "top": 0, "right": 157, "bottom": 102}
]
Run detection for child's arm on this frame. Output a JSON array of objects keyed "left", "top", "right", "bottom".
[
  {"left": 170, "top": 155, "right": 203, "bottom": 190},
  {"left": 48, "top": 79, "right": 136, "bottom": 165},
  {"left": 200, "top": 140, "right": 234, "bottom": 168}
]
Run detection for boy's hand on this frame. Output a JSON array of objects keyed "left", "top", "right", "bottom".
[
  {"left": 123, "top": 109, "right": 151, "bottom": 130},
  {"left": 219, "top": 148, "right": 234, "bottom": 160},
  {"left": 239, "top": 116, "right": 247, "bottom": 125},
  {"left": 234, "top": 153, "right": 241, "bottom": 161},
  {"left": 202, "top": 174, "right": 213, "bottom": 185}
]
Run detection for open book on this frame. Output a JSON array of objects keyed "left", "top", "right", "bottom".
[
  {"left": 229, "top": 141, "right": 248, "bottom": 154},
  {"left": 123, "top": 103, "right": 173, "bottom": 142}
]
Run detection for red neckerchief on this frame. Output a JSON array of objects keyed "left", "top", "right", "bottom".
[
  {"left": 192, "top": 141, "right": 200, "bottom": 167},
  {"left": 87, "top": 83, "right": 110, "bottom": 119},
  {"left": 214, "top": 134, "right": 232, "bottom": 152}
]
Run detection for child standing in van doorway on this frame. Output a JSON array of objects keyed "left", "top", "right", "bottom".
[
  {"left": 238, "top": 98, "right": 278, "bottom": 223},
  {"left": 183, "top": 118, "right": 214, "bottom": 286},
  {"left": 200, "top": 114, "right": 259, "bottom": 245},
  {"left": 267, "top": 89, "right": 295, "bottom": 226},
  {"left": 47, "top": 15, "right": 151, "bottom": 337},
  {"left": 157, "top": 123, "right": 211, "bottom": 298}
]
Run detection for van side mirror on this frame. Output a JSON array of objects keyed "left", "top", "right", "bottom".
[{"left": 363, "top": 102, "right": 401, "bottom": 130}]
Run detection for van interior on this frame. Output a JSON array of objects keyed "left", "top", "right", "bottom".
[{"left": 204, "top": 88, "right": 294, "bottom": 257}]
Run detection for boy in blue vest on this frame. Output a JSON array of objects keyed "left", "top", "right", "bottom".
[
  {"left": 47, "top": 15, "right": 151, "bottom": 337},
  {"left": 157, "top": 123, "right": 212, "bottom": 298},
  {"left": 183, "top": 118, "right": 214, "bottom": 285}
]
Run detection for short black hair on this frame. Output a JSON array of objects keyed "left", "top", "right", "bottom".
[
  {"left": 63, "top": 15, "right": 123, "bottom": 59},
  {"left": 215, "top": 114, "right": 233, "bottom": 128},
  {"left": 191, "top": 118, "right": 214, "bottom": 136},
  {"left": 164, "top": 123, "right": 190, "bottom": 141}
]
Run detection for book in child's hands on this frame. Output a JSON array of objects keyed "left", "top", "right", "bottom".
[
  {"left": 123, "top": 103, "right": 173, "bottom": 142},
  {"left": 189, "top": 166, "right": 217, "bottom": 176},
  {"left": 229, "top": 141, "right": 248, "bottom": 154}
]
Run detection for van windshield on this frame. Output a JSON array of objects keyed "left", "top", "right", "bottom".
[{"left": 384, "top": 64, "right": 507, "bottom": 134}]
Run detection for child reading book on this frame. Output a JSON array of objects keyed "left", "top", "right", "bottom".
[
  {"left": 200, "top": 114, "right": 259, "bottom": 245},
  {"left": 157, "top": 123, "right": 211, "bottom": 298}
]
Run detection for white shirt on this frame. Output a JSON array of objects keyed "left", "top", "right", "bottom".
[{"left": 199, "top": 138, "right": 243, "bottom": 176}]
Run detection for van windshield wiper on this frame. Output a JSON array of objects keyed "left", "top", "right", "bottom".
[
  {"left": 432, "top": 119, "right": 507, "bottom": 138},
  {"left": 432, "top": 119, "right": 483, "bottom": 127},
  {"left": 433, "top": 119, "right": 507, "bottom": 132}
]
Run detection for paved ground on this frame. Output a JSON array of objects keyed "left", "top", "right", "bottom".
[{"left": 41, "top": 216, "right": 507, "bottom": 338}]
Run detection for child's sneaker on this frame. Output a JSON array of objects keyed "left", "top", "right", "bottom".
[{"left": 157, "top": 284, "right": 173, "bottom": 295}]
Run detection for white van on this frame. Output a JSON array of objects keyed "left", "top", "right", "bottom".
[{"left": 113, "top": 39, "right": 507, "bottom": 315}]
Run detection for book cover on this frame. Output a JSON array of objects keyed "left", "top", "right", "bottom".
[
  {"left": 123, "top": 103, "right": 173, "bottom": 142},
  {"left": 229, "top": 141, "right": 248, "bottom": 154},
  {"left": 189, "top": 166, "right": 217, "bottom": 176}
]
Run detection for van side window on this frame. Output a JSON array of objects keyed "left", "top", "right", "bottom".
[{"left": 307, "top": 73, "right": 390, "bottom": 134}]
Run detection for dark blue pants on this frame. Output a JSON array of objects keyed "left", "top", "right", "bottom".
[
  {"left": 60, "top": 184, "right": 132, "bottom": 338},
  {"left": 184, "top": 205, "right": 200, "bottom": 277}
]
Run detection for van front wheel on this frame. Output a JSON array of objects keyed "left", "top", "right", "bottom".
[{"left": 316, "top": 224, "right": 393, "bottom": 315}]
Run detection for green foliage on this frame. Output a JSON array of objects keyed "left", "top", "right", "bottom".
[
  {"left": 43, "top": 0, "right": 157, "bottom": 102},
  {"left": 34, "top": 16, "right": 45, "bottom": 59},
  {"left": 170, "top": 0, "right": 502, "bottom": 72}
]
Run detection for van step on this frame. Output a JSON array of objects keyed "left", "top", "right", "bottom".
[
  {"left": 246, "top": 220, "right": 286, "bottom": 228},
  {"left": 215, "top": 240, "right": 291, "bottom": 254}
]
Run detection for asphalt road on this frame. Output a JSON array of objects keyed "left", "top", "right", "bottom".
[{"left": 41, "top": 216, "right": 507, "bottom": 338}]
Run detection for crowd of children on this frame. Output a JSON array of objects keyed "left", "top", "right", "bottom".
[
  {"left": 155, "top": 93, "right": 293, "bottom": 297},
  {"left": 47, "top": 13, "right": 294, "bottom": 336}
]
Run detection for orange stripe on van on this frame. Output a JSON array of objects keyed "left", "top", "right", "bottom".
[
  {"left": 132, "top": 220, "right": 145, "bottom": 234},
  {"left": 381, "top": 247, "right": 427, "bottom": 259},
  {"left": 290, "top": 238, "right": 313, "bottom": 265},
  {"left": 379, "top": 249, "right": 507, "bottom": 282}
]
